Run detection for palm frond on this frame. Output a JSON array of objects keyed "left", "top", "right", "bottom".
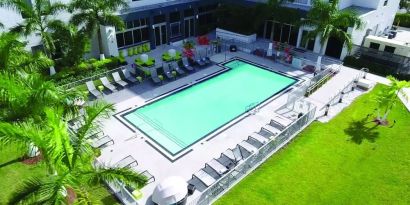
[{"left": 81, "top": 166, "right": 148, "bottom": 189}]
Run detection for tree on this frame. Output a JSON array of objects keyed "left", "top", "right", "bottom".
[
  {"left": 400, "top": 0, "right": 410, "bottom": 12},
  {"left": 375, "top": 76, "right": 410, "bottom": 125},
  {"left": 300, "top": 0, "right": 363, "bottom": 55},
  {"left": 0, "top": 102, "right": 147, "bottom": 204},
  {"left": 0, "top": 0, "right": 67, "bottom": 58},
  {"left": 69, "top": 0, "right": 128, "bottom": 60},
  {"left": 48, "top": 20, "right": 90, "bottom": 66}
]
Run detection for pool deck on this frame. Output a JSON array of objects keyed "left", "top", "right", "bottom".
[{"left": 95, "top": 50, "right": 383, "bottom": 205}]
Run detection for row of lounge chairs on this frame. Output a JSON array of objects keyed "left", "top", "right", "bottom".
[
  {"left": 190, "top": 112, "right": 295, "bottom": 189},
  {"left": 86, "top": 68, "right": 137, "bottom": 98},
  {"left": 67, "top": 117, "right": 114, "bottom": 148}
]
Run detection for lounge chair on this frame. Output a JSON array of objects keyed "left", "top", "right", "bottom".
[
  {"left": 162, "top": 64, "right": 174, "bottom": 79},
  {"left": 271, "top": 113, "right": 293, "bottom": 128},
  {"left": 206, "top": 159, "right": 229, "bottom": 176},
  {"left": 182, "top": 57, "right": 194, "bottom": 72},
  {"left": 202, "top": 56, "right": 211, "bottom": 64},
  {"left": 139, "top": 170, "right": 156, "bottom": 184},
  {"left": 112, "top": 72, "right": 128, "bottom": 87},
  {"left": 116, "top": 155, "right": 138, "bottom": 168},
  {"left": 122, "top": 68, "right": 137, "bottom": 83},
  {"left": 100, "top": 77, "right": 117, "bottom": 92},
  {"left": 86, "top": 81, "right": 102, "bottom": 98},
  {"left": 171, "top": 62, "right": 185, "bottom": 75},
  {"left": 221, "top": 148, "right": 243, "bottom": 165},
  {"left": 262, "top": 124, "right": 281, "bottom": 136},
  {"left": 249, "top": 133, "right": 269, "bottom": 144},
  {"left": 194, "top": 55, "right": 205, "bottom": 66},
  {"left": 193, "top": 169, "right": 216, "bottom": 187},
  {"left": 90, "top": 135, "right": 114, "bottom": 148},
  {"left": 239, "top": 141, "right": 258, "bottom": 153},
  {"left": 150, "top": 68, "right": 162, "bottom": 84}
]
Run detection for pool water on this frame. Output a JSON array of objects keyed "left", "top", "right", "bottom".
[{"left": 123, "top": 59, "right": 297, "bottom": 155}]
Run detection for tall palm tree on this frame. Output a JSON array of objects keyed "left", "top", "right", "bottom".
[
  {"left": 375, "top": 76, "right": 410, "bottom": 125},
  {"left": 0, "top": 103, "right": 147, "bottom": 204},
  {"left": 300, "top": 0, "right": 363, "bottom": 55},
  {"left": 69, "top": 0, "right": 128, "bottom": 60},
  {"left": 0, "top": 0, "right": 67, "bottom": 57},
  {"left": 0, "top": 32, "right": 53, "bottom": 72}
]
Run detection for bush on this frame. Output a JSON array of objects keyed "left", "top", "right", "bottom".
[
  {"left": 394, "top": 13, "right": 410, "bottom": 28},
  {"left": 343, "top": 56, "right": 410, "bottom": 81}
]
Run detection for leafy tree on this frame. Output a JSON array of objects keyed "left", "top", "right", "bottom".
[
  {"left": 300, "top": 0, "right": 363, "bottom": 54},
  {"left": 0, "top": 0, "right": 67, "bottom": 57},
  {"left": 0, "top": 103, "right": 147, "bottom": 204},
  {"left": 400, "top": 0, "right": 410, "bottom": 12},
  {"left": 69, "top": 0, "right": 128, "bottom": 59},
  {"left": 375, "top": 76, "right": 410, "bottom": 124},
  {"left": 48, "top": 20, "right": 90, "bottom": 66}
]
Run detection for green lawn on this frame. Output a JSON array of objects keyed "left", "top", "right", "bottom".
[
  {"left": 216, "top": 84, "right": 410, "bottom": 205},
  {"left": 0, "top": 146, "right": 120, "bottom": 204}
]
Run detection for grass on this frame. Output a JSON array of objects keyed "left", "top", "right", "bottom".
[
  {"left": 216, "top": 84, "right": 410, "bottom": 205},
  {"left": 0, "top": 146, "right": 120, "bottom": 204}
]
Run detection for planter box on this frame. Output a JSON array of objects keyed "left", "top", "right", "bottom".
[{"left": 216, "top": 28, "right": 257, "bottom": 44}]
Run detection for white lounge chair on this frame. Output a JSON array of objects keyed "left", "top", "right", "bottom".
[
  {"left": 182, "top": 57, "right": 194, "bottom": 71},
  {"left": 163, "top": 64, "right": 174, "bottom": 79},
  {"left": 193, "top": 169, "right": 216, "bottom": 187},
  {"left": 206, "top": 159, "right": 228, "bottom": 176},
  {"left": 122, "top": 68, "right": 137, "bottom": 83},
  {"left": 239, "top": 141, "right": 258, "bottom": 153},
  {"left": 262, "top": 125, "right": 280, "bottom": 137},
  {"left": 151, "top": 68, "right": 162, "bottom": 84},
  {"left": 249, "top": 133, "right": 269, "bottom": 144},
  {"left": 172, "top": 62, "right": 185, "bottom": 75},
  {"left": 90, "top": 135, "right": 114, "bottom": 148},
  {"left": 115, "top": 155, "right": 138, "bottom": 168},
  {"left": 86, "top": 81, "right": 102, "bottom": 98},
  {"left": 112, "top": 72, "right": 128, "bottom": 87},
  {"left": 100, "top": 77, "right": 117, "bottom": 92},
  {"left": 194, "top": 55, "right": 205, "bottom": 66}
]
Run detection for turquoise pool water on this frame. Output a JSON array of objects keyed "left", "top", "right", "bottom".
[{"left": 123, "top": 59, "right": 297, "bottom": 155}]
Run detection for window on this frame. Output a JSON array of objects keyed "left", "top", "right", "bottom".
[
  {"left": 116, "top": 17, "right": 149, "bottom": 48},
  {"left": 369, "top": 42, "right": 380, "bottom": 50},
  {"left": 384, "top": 45, "right": 395, "bottom": 53},
  {"left": 124, "top": 31, "right": 133, "bottom": 46},
  {"left": 170, "top": 12, "right": 181, "bottom": 23},
  {"left": 184, "top": 9, "right": 194, "bottom": 17},
  {"left": 384, "top": 0, "right": 388, "bottom": 6},
  {"left": 154, "top": 15, "right": 165, "bottom": 24},
  {"left": 170, "top": 22, "right": 181, "bottom": 38},
  {"left": 116, "top": 33, "right": 125, "bottom": 48}
]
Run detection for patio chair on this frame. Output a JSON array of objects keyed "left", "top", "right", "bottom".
[
  {"left": 100, "top": 77, "right": 117, "bottom": 92},
  {"left": 249, "top": 133, "right": 269, "bottom": 145},
  {"left": 194, "top": 55, "right": 205, "bottom": 66},
  {"left": 122, "top": 68, "right": 137, "bottom": 83},
  {"left": 271, "top": 113, "right": 293, "bottom": 129},
  {"left": 221, "top": 148, "right": 243, "bottom": 165},
  {"left": 162, "top": 64, "right": 174, "bottom": 79},
  {"left": 86, "top": 81, "right": 102, "bottom": 98},
  {"left": 193, "top": 169, "right": 217, "bottom": 187},
  {"left": 262, "top": 124, "right": 281, "bottom": 136},
  {"left": 171, "top": 62, "right": 185, "bottom": 75},
  {"left": 205, "top": 159, "right": 229, "bottom": 176},
  {"left": 90, "top": 135, "right": 114, "bottom": 148},
  {"left": 115, "top": 155, "right": 138, "bottom": 168},
  {"left": 182, "top": 57, "right": 194, "bottom": 72},
  {"left": 150, "top": 68, "right": 162, "bottom": 84},
  {"left": 201, "top": 56, "right": 211, "bottom": 64},
  {"left": 238, "top": 141, "right": 258, "bottom": 154},
  {"left": 139, "top": 170, "right": 156, "bottom": 184},
  {"left": 112, "top": 72, "right": 128, "bottom": 88}
]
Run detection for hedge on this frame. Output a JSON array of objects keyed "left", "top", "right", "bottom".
[
  {"left": 394, "top": 13, "right": 410, "bottom": 28},
  {"left": 343, "top": 56, "right": 410, "bottom": 81}
]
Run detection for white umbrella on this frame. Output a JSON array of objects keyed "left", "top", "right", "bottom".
[{"left": 152, "top": 176, "right": 188, "bottom": 205}]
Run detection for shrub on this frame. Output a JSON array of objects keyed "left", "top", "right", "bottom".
[
  {"left": 394, "top": 13, "right": 410, "bottom": 28},
  {"left": 127, "top": 48, "right": 133, "bottom": 56},
  {"left": 134, "top": 47, "right": 139, "bottom": 55}
]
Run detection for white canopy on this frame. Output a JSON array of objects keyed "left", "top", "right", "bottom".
[{"left": 152, "top": 176, "right": 188, "bottom": 205}]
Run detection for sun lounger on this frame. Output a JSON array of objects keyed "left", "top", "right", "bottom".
[
  {"left": 116, "top": 155, "right": 138, "bottom": 168},
  {"left": 216, "top": 155, "right": 236, "bottom": 170},
  {"left": 194, "top": 55, "right": 205, "bottom": 66},
  {"left": 100, "top": 77, "right": 117, "bottom": 92},
  {"left": 112, "top": 72, "right": 128, "bottom": 87},
  {"left": 239, "top": 141, "right": 258, "bottom": 153},
  {"left": 163, "top": 64, "right": 174, "bottom": 79},
  {"left": 206, "top": 159, "right": 229, "bottom": 176},
  {"left": 222, "top": 148, "right": 243, "bottom": 165},
  {"left": 86, "top": 81, "right": 102, "bottom": 98},
  {"left": 271, "top": 113, "right": 293, "bottom": 128},
  {"left": 150, "top": 68, "right": 162, "bottom": 84},
  {"left": 90, "top": 135, "right": 114, "bottom": 148},
  {"left": 122, "top": 68, "right": 137, "bottom": 83},
  {"left": 140, "top": 170, "right": 155, "bottom": 184},
  {"left": 202, "top": 56, "right": 211, "bottom": 64},
  {"left": 182, "top": 57, "right": 194, "bottom": 71},
  {"left": 249, "top": 133, "right": 269, "bottom": 144},
  {"left": 193, "top": 169, "right": 217, "bottom": 187},
  {"left": 262, "top": 124, "right": 281, "bottom": 136},
  {"left": 172, "top": 62, "right": 185, "bottom": 75}
]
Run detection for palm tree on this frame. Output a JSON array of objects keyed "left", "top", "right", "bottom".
[
  {"left": 0, "top": 0, "right": 67, "bottom": 57},
  {"left": 0, "top": 32, "right": 53, "bottom": 72},
  {"left": 300, "top": 0, "right": 363, "bottom": 55},
  {"left": 48, "top": 20, "right": 90, "bottom": 66},
  {"left": 0, "top": 103, "right": 147, "bottom": 204},
  {"left": 69, "top": 0, "right": 128, "bottom": 60},
  {"left": 375, "top": 76, "right": 410, "bottom": 125}
]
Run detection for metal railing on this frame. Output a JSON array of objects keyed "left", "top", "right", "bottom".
[
  {"left": 188, "top": 101, "right": 317, "bottom": 205},
  {"left": 305, "top": 64, "right": 342, "bottom": 96}
]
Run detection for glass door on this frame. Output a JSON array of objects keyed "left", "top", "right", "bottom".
[
  {"left": 154, "top": 23, "right": 167, "bottom": 46},
  {"left": 184, "top": 17, "right": 195, "bottom": 38}
]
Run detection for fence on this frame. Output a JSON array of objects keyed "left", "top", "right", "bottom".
[{"left": 188, "top": 101, "right": 317, "bottom": 205}]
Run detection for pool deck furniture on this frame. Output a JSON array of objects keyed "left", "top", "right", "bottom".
[
  {"left": 150, "top": 68, "right": 162, "bottom": 84},
  {"left": 205, "top": 159, "right": 229, "bottom": 176},
  {"left": 193, "top": 169, "right": 217, "bottom": 187},
  {"left": 357, "top": 78, "right": 373, "bottom": 90},
  {"left": 249, "top": 133, "right": 268, "bottom": 144},
  {"left": 182, "top": 57, "right": 194, "bottom": 72},
  {"left": 116, "top": 155, "right": 138, "bottom": 168},
  {"left": 271, "top": 114, "right": 293, "bottom": 129},
  {"left": 122, "top": 68, "right": 138, "bottom": 83},
  {"left": 194, "top": 55, "right": 205, "bottom": 66},
  {"left": 238, "top": 141, "right": 258, "bottom": 154},
  {"left": 202, "top": 56, "right": 211, "bottom": 64},
  {"left": 262, "top": 124, "right": 281, "bottom": 136},
  {"left": 112, "top": 72, "right": 128, "bottom": 88},
  {"left": 86, "top": 81, "right": 102, "bottom": 98},
  {"left": 222, "top": 148, "right": 243, "bottom": 165},
  {"left": 163, "top": 64, "right": 174, "bottom": 79},
  {"left": 171, "top": 62, "right": 185, "bottom": 75},
  {"left": 90, "top": 135, "right": 114, "bottom": 148},
  {"left": 100, "top": 77, "right": 117, "bottom": 92}
]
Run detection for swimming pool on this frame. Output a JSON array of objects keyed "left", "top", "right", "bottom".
[{"left": 122, "top": 59, "right": 297, "bottom": 156}]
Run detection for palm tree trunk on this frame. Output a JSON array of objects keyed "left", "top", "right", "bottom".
[{"left": 97, "top": 26, "right": 105, "bottom": 60}]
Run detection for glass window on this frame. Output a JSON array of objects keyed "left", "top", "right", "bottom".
[
  {"left": 170, "top": 22, "right": 181, "bottom": 37},
  {"left": 170, "top": 12, "right": 181, "bottom": 23},
  {"left": 124, "top": 31, "right": 133, "bottom": 46},
  {"left": 154, "top": 14, "right": 165, "bottom": 24},
  {"left": 384, "top": 45, "right": 395, "bottom": 53},
  {"left": 141, "top": 27, "right": 149, "bottom": 41},
  {"left": 369, "top": 42, "right": 380, "bottom": 50},
  {"left": 133, "top": 19, "right": 141, "bottom": 28},
  {"left": 184, "top": 9, "right": 194, "bottom": 17},
  {"left": 126, "top": 21, "right": 134, "bottom": 29},
  {"left": 116, "top": 33, "right": 124, "bottom": 48},
  {"left": 133, "top": 30, "right": 141, "bottom": 44}
]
